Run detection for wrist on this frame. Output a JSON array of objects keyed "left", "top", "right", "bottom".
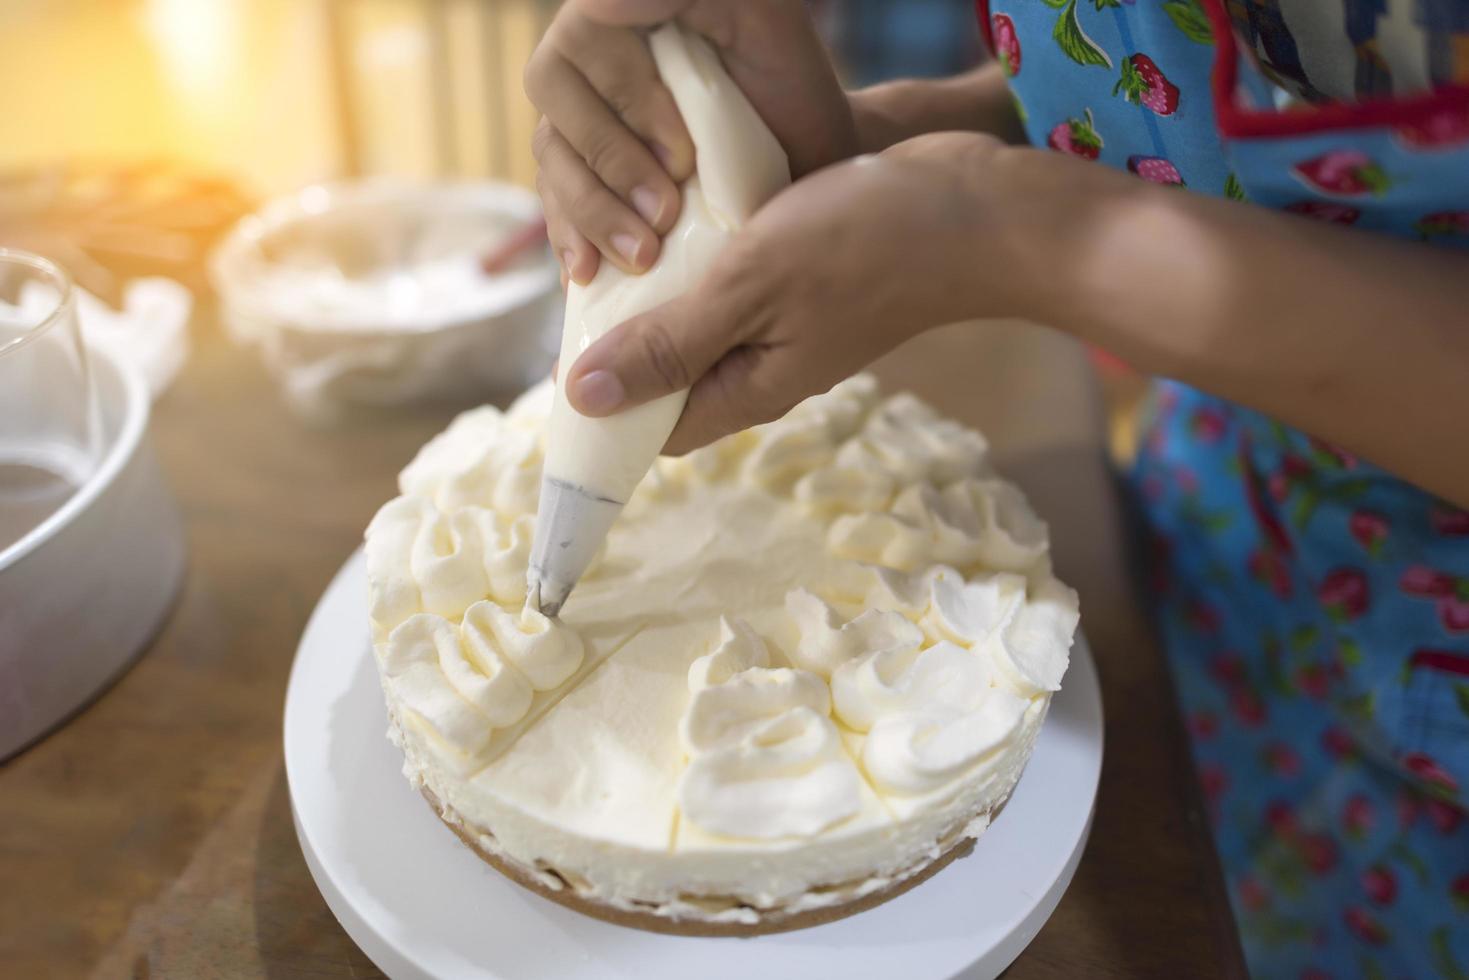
[
  {"left": 929, "top": 141, "right": 1158, "bottom": 338},
  {"left": 875, "top": 133, "right": 1039, "bottom": 330},
  {"left": 980, "top": 147, "right": 1208, "bottom": 377},
  {"left": 940, "top": 143, "right": 1069, "bottom": 324}
]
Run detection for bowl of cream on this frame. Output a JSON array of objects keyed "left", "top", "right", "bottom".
[{"left": 211, "top": 180, "right": 561, "bottom": 421}]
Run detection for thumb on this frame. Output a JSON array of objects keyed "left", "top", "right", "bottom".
[{"left": 564, "top": 288, "right": 743, "bottom": 417}]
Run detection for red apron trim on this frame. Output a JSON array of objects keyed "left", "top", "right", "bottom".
[
  {"left": 1409, "top": 650, "right": 1469, "bottom": 677},
  {"left": 1202, "top": 0, "right": 1469, "bottom": 141},
  {"left": 975, "top": 0, "right": 995, "bottom": 57}
]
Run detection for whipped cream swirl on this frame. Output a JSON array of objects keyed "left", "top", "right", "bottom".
[
  {"left": 377, "top": 599, "right": 583, "bottom": 761},
  {"left": 862, "top": 693, "right": 1030, "bottom": 796},
  {"left": 380, "top": 612, "right": 533, "bottom": 755},
  {"left": 785, "top": 589, "right": 924, "bottom": 679},
  {"left": 688, "top": 616, "right": 770, "bottom": 689},
  {"left": 678, "top": 618, "right": 863, "bottom": 839},
  {"left": 828, "top": 478, "right": 1049, "bottom": 575},
  {"left": 464, "top": 599, "right": 584, "bottom": 692},
  {"left": 366, "top": 496, "right": 491, "bottom": 626},
  {"left": 398, "top": 399, "right": 545, "bottom": 519},
  {"left": 825, "top": 561, "right": 961, "bottom": 621},
  {"left": 988, "top": 577, "right": 1079, "bottom": 696},
  {"left": 844, "top": 393, "right": 989, "bottom": 487},
  {"left": 365, "top": 498, "right": 535, "bottom": 628},
  {"left": 784, "top": 571, "right": 1075, "bottom": 799},
  {"left": 741, "top": 376, "right": 882, "bottom": 492}
]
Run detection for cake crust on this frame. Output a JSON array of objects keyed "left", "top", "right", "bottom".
[{"left": 422, "top": 786, "right": 1011, "bottom": 937}]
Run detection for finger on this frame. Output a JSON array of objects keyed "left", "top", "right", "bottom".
[
  {"left": 573, "top": 0, "right": 858, "bottom": 180},
  {"left": 557, "top": 17, "right": 694, "bottom": 183},
  {"left": 532, "top": 122, "right": 656, "bottom": 275},
  {"left": 536, "top": 166, "right": 599, "bottom": 285},
  {"left": 526, "top": 44, "right": 680, "bottom": 238},
  {"left": 564, "top": 284, "right": 755, "bottom": 416},
  {"left": 550, "top": 358, "right": 560, "bottom": 382}
]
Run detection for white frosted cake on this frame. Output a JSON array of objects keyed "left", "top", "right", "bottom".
[{"left": 364, "top": 374, "right": 1079, "bottom": 934}]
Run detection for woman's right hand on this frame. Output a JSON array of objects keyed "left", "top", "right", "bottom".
[{"left": 524, "top": 0, "right": 856, "bottom": 286}]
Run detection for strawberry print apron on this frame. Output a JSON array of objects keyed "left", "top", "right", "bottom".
[{"left": 978, "top": 1, "right": 1469, "bottom": 976}]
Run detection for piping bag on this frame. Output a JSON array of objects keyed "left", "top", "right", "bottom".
[{"left": 527, "top": 23, "right": 790, "bottom": 616}]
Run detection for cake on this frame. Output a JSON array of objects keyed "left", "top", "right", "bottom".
[{"left": 363, "top": 374, "right": 1080, "bottom": 934}]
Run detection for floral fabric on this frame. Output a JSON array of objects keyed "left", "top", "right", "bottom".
[{"left": 977, "top": 0, "right": 1469, "bottom": 975}]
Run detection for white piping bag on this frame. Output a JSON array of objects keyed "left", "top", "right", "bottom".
[{"left": 527, "top": 23, "right": 790, "bottom": 615}]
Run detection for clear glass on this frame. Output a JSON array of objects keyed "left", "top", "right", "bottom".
[{"left": 0, "top": 249, "right": 101, "bottom": 553}]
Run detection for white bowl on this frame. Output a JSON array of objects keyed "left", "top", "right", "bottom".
[
  {"left": 211, "top": 180, "right": 561, "bottom": 421},
  {"left": 0, "top": 344, "right": 185, "bottom": 759}
]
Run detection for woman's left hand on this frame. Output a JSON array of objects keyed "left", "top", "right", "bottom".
[{"left": 563, "top": 131, "right": 1041, "bottom": 453}]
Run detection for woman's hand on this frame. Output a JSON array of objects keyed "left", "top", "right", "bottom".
[
  {"left": 525, "top": 0, "right": 855, "bottom": 286},
  {"left": 563, "top": 132, "right": 1043, "bottom": 454}
]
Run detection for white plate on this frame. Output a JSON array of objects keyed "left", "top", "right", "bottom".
[{"left": 285, "top": 549, "right": 1103, "bottom": 980}]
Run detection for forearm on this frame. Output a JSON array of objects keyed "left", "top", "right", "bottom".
[
  {"left": 849, "top": 64, "right": 1026, "bottom": 153},
  {"left": 998, "top": 148, "right": 1469, "bottom": 507}
]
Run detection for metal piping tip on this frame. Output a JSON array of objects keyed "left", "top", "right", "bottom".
[
  {"left": 535, "top": 578, "right": 571, "bottom": 618},
  {"left": 524, "top": 574, "right": 572, "bottom": 619},
  {"left": 526, "top": 475, "right": 624, "bottom": 623}
]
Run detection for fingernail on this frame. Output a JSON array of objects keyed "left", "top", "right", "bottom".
[
  {"left": 631, "top": 186, "right": 662, "bottom": 225},
  {"left": 572, "top": 369, "right": 625, "bottom": 414},
  {"left": 649, "top": 141, "right": 674, "bottom": 170},
  {"left": 561, "top": 249, "right": 576, "bottom": 276},
  {"left": 611, "top": 233, "right": 642, "bottom": 267}
]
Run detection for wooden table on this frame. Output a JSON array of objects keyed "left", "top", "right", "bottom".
[{"left": 0, "top": 315, "right": 1245, "bottom": 978}]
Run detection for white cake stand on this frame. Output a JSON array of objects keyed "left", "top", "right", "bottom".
[{"left": 285, "top": 549, "right": 1104, "bottom": 980}]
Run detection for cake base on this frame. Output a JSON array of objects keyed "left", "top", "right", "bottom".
[{"left": 422, "top": 786, "right": 1008, "bottom": 937}]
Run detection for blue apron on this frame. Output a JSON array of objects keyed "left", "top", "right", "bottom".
[{"left": 976, "top": 0, "right": 1469, "bottom": 974}]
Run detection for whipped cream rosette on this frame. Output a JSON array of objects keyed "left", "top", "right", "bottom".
[{"left": 364, "top": 372, "right": 1079, "bottom": 932}]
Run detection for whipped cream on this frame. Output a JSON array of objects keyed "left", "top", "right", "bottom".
[
  {"left": 463, "top": 600, "right": 583, "bottom": 692},
  {"left": 680, "top": 662, "right": 862, "bottom": 839},
  {"left": 688, "top": 615, "right": 770, "bottom": 689},
  {"left": 863, "top": 693, "right": 1031, "bottom": 796},
  {"left": 786, "top": 590, "right": 924, "bottom": 679},
  {"left": 926, "top": 571, "right": 1028, "bottom": 646},
  {"left": 831, "top": 639, "right": 987, "bottom": 733},
  {"left": 990, "top": 577, "right": 1080, "bottom": 696},
  {"left": 846, "top": 392, "right": 991, "bottom": 487},
  {"left": 400, "top": 406, "right": 542, "bottom": 518},
  {"left": 828, "top": 477, "right": 1051, "bottom": 576},
  {"left": 367, "top": 374, "right": 1079, "bottom": 919},
  {"left": 381, "top": 613, "right": 530, "bottom": 754}
]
